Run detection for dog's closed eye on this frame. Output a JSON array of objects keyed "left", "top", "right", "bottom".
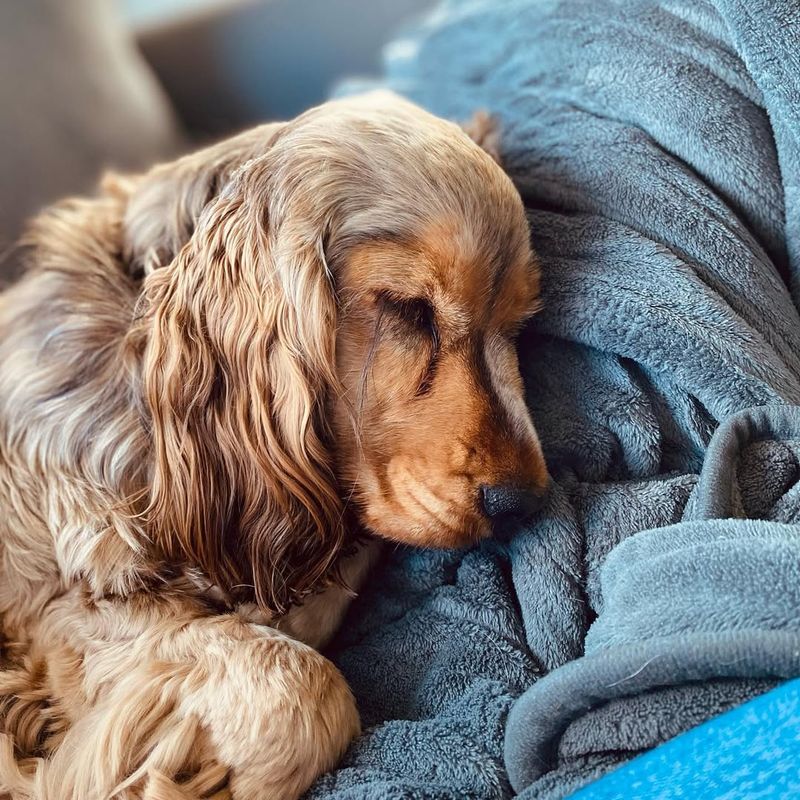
[
  {"left": 375, "top": 291, "right": 440, "bottom": 396},
  {"left": 378, "top": 292, "right": 438, "bottom": 342}
]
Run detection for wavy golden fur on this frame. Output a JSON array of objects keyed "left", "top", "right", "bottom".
[{"left": 0, "top": 92, "right": 547, "bottom": 798}]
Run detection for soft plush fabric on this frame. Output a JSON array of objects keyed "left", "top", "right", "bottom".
[
  {"left": 312, "top": 0, "right": 800, "bottom": 797},
  {"left": 570, "top": 677, "right": 800, "bottom": 799}
]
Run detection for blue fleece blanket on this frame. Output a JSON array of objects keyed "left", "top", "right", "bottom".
[{"left": 310, "top": 1, "right": 800, "bottom": 797}]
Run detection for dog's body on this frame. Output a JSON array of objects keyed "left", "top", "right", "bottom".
[{"left": 0, "top": 93, "right": 546, "bottom": 799}]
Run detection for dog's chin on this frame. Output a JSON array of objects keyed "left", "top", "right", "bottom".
[{"left": 361, "top": 503, "right": 492, "bottom": 549}]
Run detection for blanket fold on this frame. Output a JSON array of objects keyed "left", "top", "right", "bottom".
[{"left": 314, "top": 1, "right": 800, "bottom": 797}]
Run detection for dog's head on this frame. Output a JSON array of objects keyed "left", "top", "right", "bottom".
[{"left": 124, "top": 92, "right": 547, "bottom": 612}]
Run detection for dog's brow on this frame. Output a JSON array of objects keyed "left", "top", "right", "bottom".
[
  {"left": 489, "top": 251, "right": 516, "bottom": 303},
  {"left": 343, "top": 228, "right": 414, "bottom": 249},
  {"left": 488, "top": 249, "right": 534, "bottom": 312}
]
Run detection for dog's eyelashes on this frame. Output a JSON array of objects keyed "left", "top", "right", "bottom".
[
  {"left": 377, "top": 292, "right": 438, "bottom": 343},
  {"left": 375, "top": 291, "right": 440, "bottom": 397}
]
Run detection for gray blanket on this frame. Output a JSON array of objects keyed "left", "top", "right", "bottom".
[{"left": 311, "top": 1, "right": 800, "bottom": 797}]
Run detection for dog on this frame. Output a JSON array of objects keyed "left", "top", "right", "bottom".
[{"left": 0, "top": 92, "right": 548, "bottom": 799}]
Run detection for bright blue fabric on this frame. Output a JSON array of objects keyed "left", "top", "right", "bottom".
[{"left": 571, "top": 678, "right": 800, "bottom": 800}]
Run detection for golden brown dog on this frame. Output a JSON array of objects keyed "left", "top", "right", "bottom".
[{"left": 0, "top": 92, "right": 547, "bottom": 799}]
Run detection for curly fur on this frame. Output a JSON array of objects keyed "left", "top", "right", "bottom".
[{"left": 0, "top": 92, "right": 546, "bottom": 798}]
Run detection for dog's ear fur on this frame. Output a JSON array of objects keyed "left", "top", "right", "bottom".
[
  {"left": 132, "top": 146, "right": 345, "bottom": 615},
  {"left": 123, "top": 123, "right": 285, "bottom": 277},
  {"left": 460, "top": 110, "right": 502, "bottom": 165}
]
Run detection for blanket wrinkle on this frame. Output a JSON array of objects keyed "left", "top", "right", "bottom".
[{"left": 312, "top": 1, "right": 800, "bottom": 797}]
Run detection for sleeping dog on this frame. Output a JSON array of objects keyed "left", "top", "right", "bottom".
[{"left": 0, "top": 92, "right": 547, "bottom": 799}]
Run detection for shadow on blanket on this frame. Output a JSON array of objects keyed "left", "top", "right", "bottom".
[{"left": 310, "top": 0, "right": 800, "bottom": 797}]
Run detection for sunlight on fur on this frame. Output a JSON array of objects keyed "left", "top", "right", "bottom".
[{"left": 0, "top": 92, "right": 546, "bottom": 798}]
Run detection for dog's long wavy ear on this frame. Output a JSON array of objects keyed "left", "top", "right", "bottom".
[
  {"left": 123, "top": 123, "right": 285, "bottom": 276},
  {"left": 131, "top": 151, "right": 345, "bottom": 615}
]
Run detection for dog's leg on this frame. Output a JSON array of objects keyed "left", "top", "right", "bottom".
[{"left": 1, "top": 585, "right": 359, "bottom": 800}]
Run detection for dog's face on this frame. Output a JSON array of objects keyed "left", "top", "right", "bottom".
[
  {"left": 125, "top": 92, "right": 547, "bottom": 611},
  {"left": 333, "top": 219, "right": 547, "bottom": 547}
]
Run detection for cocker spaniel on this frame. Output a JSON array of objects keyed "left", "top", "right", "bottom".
[{"left": 0, "top": 92, "right": 547, "bottom": 799}]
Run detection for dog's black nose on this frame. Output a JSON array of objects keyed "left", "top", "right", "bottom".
[{"left": 480, "top": 484, "right": 543, "bottom": 520}]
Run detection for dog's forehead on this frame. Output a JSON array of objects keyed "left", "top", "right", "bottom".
[
  {"left": 342, "top": 216, "right": 534, "bottom": 329},
  {"left": 418, "top": 218, "right": 534, "bottom": 324}
]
